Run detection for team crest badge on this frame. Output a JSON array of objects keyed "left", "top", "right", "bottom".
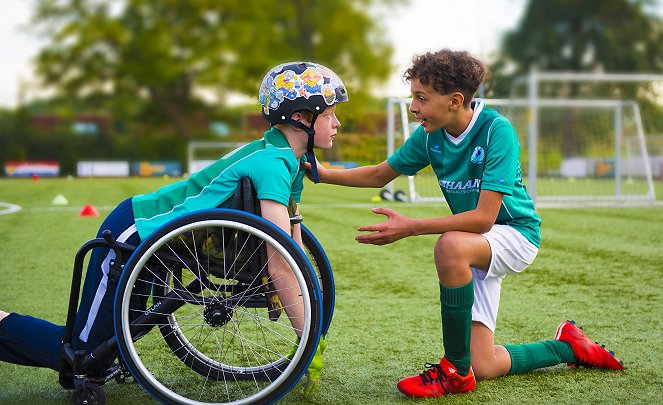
[{"left": 471, "top": 146, "right": 485, "bottom": 164}]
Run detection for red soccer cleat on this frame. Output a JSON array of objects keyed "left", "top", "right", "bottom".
[
  {"left": 397, "top": 357, "right": 476, "bottom": 398},
  {"left": 554, "top": 320, "right": 624, "bottom": 370}
]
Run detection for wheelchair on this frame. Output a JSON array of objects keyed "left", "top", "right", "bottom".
[{"left": 59, "top": 178, "right": 335, "bottom": 405}]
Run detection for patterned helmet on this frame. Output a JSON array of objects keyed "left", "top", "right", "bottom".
[{"left": 259, "top": 61, "right": 349, "bottom": 124}]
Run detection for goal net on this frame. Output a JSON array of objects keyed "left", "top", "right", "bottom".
[
  {"left": 187, "top": 141, "right": 247, "bottom": 175},
  {"left": 386, "top": 97, "right": 656, "bottom": 207}
]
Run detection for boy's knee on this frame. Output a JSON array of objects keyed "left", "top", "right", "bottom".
[
  {"left": 434, "top": 232, "right": 475, "bottom": 285},
  {"left": 471, "top": 364, "right": 491, "bottom": 381},
  {"left": 0, "top": 311, "right": 8, "bottom": 323},
  {"left": 434, "top": 232, "right": 466, "bottom": 265}
]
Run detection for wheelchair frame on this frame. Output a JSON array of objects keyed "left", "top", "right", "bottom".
[{"left": 59, "top": 179, "right": 335, "bottom": 405}]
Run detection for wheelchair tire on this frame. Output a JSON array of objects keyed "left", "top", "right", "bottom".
[
  {"left": 300, "top": 224, "right": 335, "bottom": 336},
  {"left": 114, "top": 209, "right": 323, "bottom": 405}
]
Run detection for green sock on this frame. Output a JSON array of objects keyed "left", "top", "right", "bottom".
[
  {"left": 504, "top": 340, "right": 576, "bottom": 375},
  {"left": 439, "top": 281, "right": 474, "bottom": 376}
]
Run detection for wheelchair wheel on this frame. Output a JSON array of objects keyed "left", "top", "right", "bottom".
[
  {"left": 114, "top": 209, "right": 322, "bottom": 405},
  {"left": 300, "top": 224, "right": 335, "bottom": 336},
  {"left": 154, "top": 220, "right": 335, "bottom": 383}
]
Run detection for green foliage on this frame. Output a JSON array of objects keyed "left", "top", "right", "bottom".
[
  {"left": 327, "top": 132, "right": 387, "bottom": 165},
  {"left": 30, "top": 0, "right": 404, "bottom": 140},
  {"left": 490, "top": 0, "right": 663, "bottom": 96},
  {"left": 1, "top": 178, "right": 663, "bottom": 404}
]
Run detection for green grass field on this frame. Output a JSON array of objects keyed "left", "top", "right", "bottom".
[{"left": 1, "top": 177, "right": 662, "bottom": 404}]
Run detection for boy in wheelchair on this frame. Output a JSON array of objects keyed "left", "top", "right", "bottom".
[{"left": 0, "top": 61, "right": 347, "bottom": 397}]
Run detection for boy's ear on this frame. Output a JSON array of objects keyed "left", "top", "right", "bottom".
[
  {"left": 289, "top": 112, "right": 305, "bottom": 122},
  {"left": 449, "top": 92, "right": 465, "bottom": 111}
]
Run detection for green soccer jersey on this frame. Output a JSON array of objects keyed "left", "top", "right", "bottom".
[
  {"left": 387, "top": 99, "right": 541, "bottom": 247},
  {"left": 132, "top": 128, "right": 306, "bottom": 239}
]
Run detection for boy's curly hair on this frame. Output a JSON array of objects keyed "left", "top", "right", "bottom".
[{"left": 404, "top": 49, "right": 488, "bottom": 107}]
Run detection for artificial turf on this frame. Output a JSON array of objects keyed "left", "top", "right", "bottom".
[{"left": 0, "top": 177, "right": 661, "bottom": 404}]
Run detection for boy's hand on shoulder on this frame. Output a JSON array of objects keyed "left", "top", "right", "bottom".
[
  {"left": 300, "top": 161, "right": 314, "bottom": 181},
  {"left": 355, "top": 208, "right": 412, "bottom": 245},
  {"left": 300, "top": 160, "right": 327, "bottom": 182}
]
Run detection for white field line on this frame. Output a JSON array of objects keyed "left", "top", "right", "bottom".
[
  {"left": 0, "top": 202, "right": 21, "bottom": 215},
  {"left": 302, "top": 201, "right": 663, "bottom": 209},
  {"left": 0, "top": 203, "right": 116, "bottom": 215},
  {"left": 2, "top": 200, "right": 662, "bottom": 216},
  {"left": 25, "top": 205, "right": 115, "bottom": 212}
]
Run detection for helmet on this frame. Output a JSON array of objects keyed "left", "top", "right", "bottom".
[
  {"left": 258, "top": 62, "right": 349, "bottom": 184},
  {"left": 259, "top": 61, "right": 349, "bottom": 125}
]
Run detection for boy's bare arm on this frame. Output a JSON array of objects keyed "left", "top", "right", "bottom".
[
  {"left": 260, "top": 199, "right": 291, "bottom": 235},
  {"left": 304, "top": 160, "right": 400, "bottom": 188}
]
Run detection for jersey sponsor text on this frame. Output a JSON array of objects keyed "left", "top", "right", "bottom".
[{"left": 439, "top": 178, "right": 481, "bottom": 194}]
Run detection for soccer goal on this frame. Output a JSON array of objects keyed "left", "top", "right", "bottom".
[
  {"left": 187, "top": 141, "right": 247, "bottom": 175},
  {"left": 385, "top": 97, "right": 656, "bottom": 207}
]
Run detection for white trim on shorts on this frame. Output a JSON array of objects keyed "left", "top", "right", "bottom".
[{"left": 471, "top": 224, "right": 538, "bottom": 332}]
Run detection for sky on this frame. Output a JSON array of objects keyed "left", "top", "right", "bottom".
[
  {"left": 377, "top": 0, "right": 526, "bottom": 96},
  {"left": 8, "top": 0, "right": 649, "bottom": 107}
]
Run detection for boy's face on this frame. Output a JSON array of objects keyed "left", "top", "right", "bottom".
[
  {"left": 311, "top": 105, "right": 340, "bottom": 149},
  {"left": 409, "top": 78, "right": 455, "bottom": 133}
]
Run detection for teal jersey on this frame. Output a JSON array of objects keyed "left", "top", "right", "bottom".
[
  {"left": 388, "top": 99, "right": 541, "bottom": 247},
  {"left": 132, "top": 128, "right": 306, "bottom": 239}
]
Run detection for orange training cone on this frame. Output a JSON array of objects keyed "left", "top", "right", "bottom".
[{"left": 79, "top": 204, "right": 100, "bottom": 217}]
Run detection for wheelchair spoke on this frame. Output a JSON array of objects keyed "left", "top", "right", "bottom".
[{"left": 115, "top": 211, "right": 322, "bottom": 404}]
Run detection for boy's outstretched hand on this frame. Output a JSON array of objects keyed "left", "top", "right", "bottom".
[{"left": 356, "top": 208, "right": 413, "bottom": 245}]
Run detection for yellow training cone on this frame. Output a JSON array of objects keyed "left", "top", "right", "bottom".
[{"left": 51, "top": 194, "right": 69, "bottom": 206}]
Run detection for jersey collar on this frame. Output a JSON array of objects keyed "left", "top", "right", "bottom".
[
  {"left": 263, "top": 127, "right": 308, "bottom": 164},
  {"left": 445, "top": 99, "right": 484, "bottom": 145},
  {"left": 264, "top": 127, "right": 291, "bottom": 149}
]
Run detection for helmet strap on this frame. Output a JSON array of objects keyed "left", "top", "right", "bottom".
[{"left": 287, "top": 114, "right": 320, "bottom": 183}]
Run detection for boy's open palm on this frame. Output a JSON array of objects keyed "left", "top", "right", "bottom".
[{"left": 356, "top": 208, "right": 412, "bottom": 245}]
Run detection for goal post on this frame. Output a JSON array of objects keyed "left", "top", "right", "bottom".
[
  {"left": 385, "top": 97, "right": 657, "bottom": 207},
  {"left": 187, "top": 141, "right": 247, "bottom": 175}
]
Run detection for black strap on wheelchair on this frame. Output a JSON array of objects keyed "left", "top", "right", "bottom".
[
  {"left": 232, "top": 177, "right": 303, "bottom": 225},
  {"left": 231, "top": 177, "right": 259, "bottom": 214},
  {"left": 102, "top": 230, "right": 124, "bottom": 284}
]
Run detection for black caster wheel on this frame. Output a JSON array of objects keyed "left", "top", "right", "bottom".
[
  {"left": 379, "top": 189, "right": 394, "bottom": 201},
  {"left": 393, "top": 190, "right": 409, "bottom": 202},
  {"left": 71, "top": 383, "right": 105, "bottom": 405}
]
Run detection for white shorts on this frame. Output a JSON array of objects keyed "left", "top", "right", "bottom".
[{"left": 471, "top": 225, "right": 539, "bottom": 332}]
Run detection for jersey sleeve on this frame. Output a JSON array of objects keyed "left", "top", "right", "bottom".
[
  {"left": 251, "top": 156, "right": 292, "bottom": 206},
  {"left": 387, "top": 126, "right": 431, "bottom": 176},
  {"left": 481, "top": 117, "right": 519, "bottom": 195}
]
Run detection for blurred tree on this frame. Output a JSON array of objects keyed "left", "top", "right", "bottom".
[
  {"left": 30, "top": 0, "right": 403, "bottom": 142},
  {"left": 489, "top": 0, "right": 663, "bottom": 156},
  {"left": 491, "top": 0, "right": 663, "bottom": 92}
]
